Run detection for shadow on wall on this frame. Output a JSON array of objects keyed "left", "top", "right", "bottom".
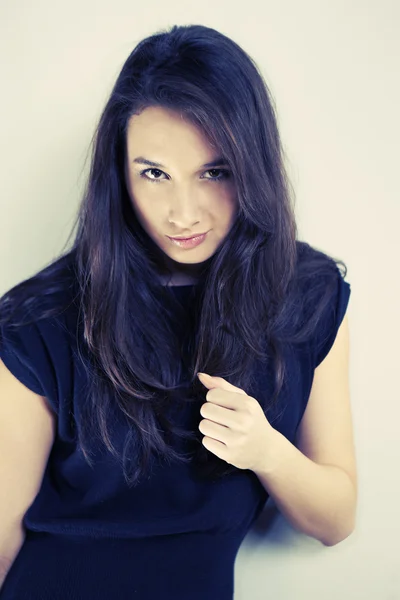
[{"left": 248, "top": 499, "right": 324, "bottom": 552}]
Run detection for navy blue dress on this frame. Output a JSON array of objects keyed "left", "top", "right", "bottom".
[{"left": 0, "top": 256, "right": 351, "bottom": 599}]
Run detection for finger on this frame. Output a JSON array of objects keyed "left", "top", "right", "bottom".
[
  {"left": 206, "top": 388, "right": 246, "bottom": 409},
  {"left": 200, "top": 402, "right": 238, "bottom": 428},
  {"left": 199, "top": 419, "right": 231, "bottom": 443}
]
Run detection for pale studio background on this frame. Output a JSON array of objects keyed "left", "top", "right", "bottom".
[{"left": 0, "top": 1, "right": 399, "bottom": 599}]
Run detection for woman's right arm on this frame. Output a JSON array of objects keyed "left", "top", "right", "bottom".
[
  {"left": 0, "top": 358, "right": 56, "bottom": 590},
  {"left": 0, "top": 524, "right": 25, "bottom": 589}
]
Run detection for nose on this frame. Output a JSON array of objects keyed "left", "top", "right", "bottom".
[{"left": 168, "top": 193, "right": 202, "bottom": 229}]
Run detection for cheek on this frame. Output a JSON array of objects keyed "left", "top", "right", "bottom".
[
  {"left": 128, "top": 183, "right": 237, "bottom": 228},
  {"left": 132, "top": 202, "right": 159, "bottom": 230},
  {"left": 218, "top": 195, "right": 238, "bottom": 226},
  {"left": 126, "top": 191, "right": 152, "bottom": 228}
]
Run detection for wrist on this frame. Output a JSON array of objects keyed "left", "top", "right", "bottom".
[{"left": 253, "top": 423, "right": 285, "bottom": 476}]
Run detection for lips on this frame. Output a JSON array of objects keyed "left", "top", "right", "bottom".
[
  {"left": 169, "top": 232, "right": 207, "bottom": 241},
  {"left": 167, "top": 232, "right": 208, "bottom": 249}
]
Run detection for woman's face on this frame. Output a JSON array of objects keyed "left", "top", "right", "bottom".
[{"left": 124, "top": 106, "right": 238, "bottom": 285}]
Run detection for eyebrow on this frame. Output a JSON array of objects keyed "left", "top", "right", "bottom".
[{"left": 132, "top": 156, "right": 229, "bottom": 169}]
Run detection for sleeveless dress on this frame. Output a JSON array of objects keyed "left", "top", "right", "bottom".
[{"left": 0, "top": 261, "right": 351, "bottom": 599}]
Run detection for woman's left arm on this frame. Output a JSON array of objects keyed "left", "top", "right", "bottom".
[{"left": 253, "top": 314, "right": 357, "bottom": 546}]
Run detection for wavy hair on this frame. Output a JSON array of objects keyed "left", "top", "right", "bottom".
[{"left": 0, "top": 24, "right": 347, "bottom": 487}]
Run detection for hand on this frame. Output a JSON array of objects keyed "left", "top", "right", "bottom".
[{"left": 197, "top": 372, "right": 275, "bottom": 473}]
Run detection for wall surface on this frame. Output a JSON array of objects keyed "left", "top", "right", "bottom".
[{"left": 1, "top": 1, "right": 398, "bottom": 598}]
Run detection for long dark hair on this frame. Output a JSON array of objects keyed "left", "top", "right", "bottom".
[{"left": 0, "top": 24, "right": 347, "bottom": 487}]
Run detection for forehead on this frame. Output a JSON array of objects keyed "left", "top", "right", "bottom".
[{"left": 126, "top": 106, "right": 216, "bottom": 154}]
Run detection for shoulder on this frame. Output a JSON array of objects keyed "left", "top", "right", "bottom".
[
  {"left": 0, "top": 256, "right": 81, "bottom": 412},
  {"left": 294, "top": 240, "right": 351, "bottom": 367}
]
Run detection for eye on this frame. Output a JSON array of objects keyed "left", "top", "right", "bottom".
[
  {"left": 139, "top": 168, "right": 231, "bottom": 184},
  {"left": 139, "top": 168, "right": 166, "bottom": 183},
  {"left": 204, "top": 168, "right": 231, "bottom": 183}
]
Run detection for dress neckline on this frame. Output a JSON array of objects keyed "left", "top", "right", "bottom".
[{"left": 163, "top": 283, "right": 198, "bottom": 289}]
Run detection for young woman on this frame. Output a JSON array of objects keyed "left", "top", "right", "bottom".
[{"left": 0, "top": 23, "right": 356, "bottom": 600}]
